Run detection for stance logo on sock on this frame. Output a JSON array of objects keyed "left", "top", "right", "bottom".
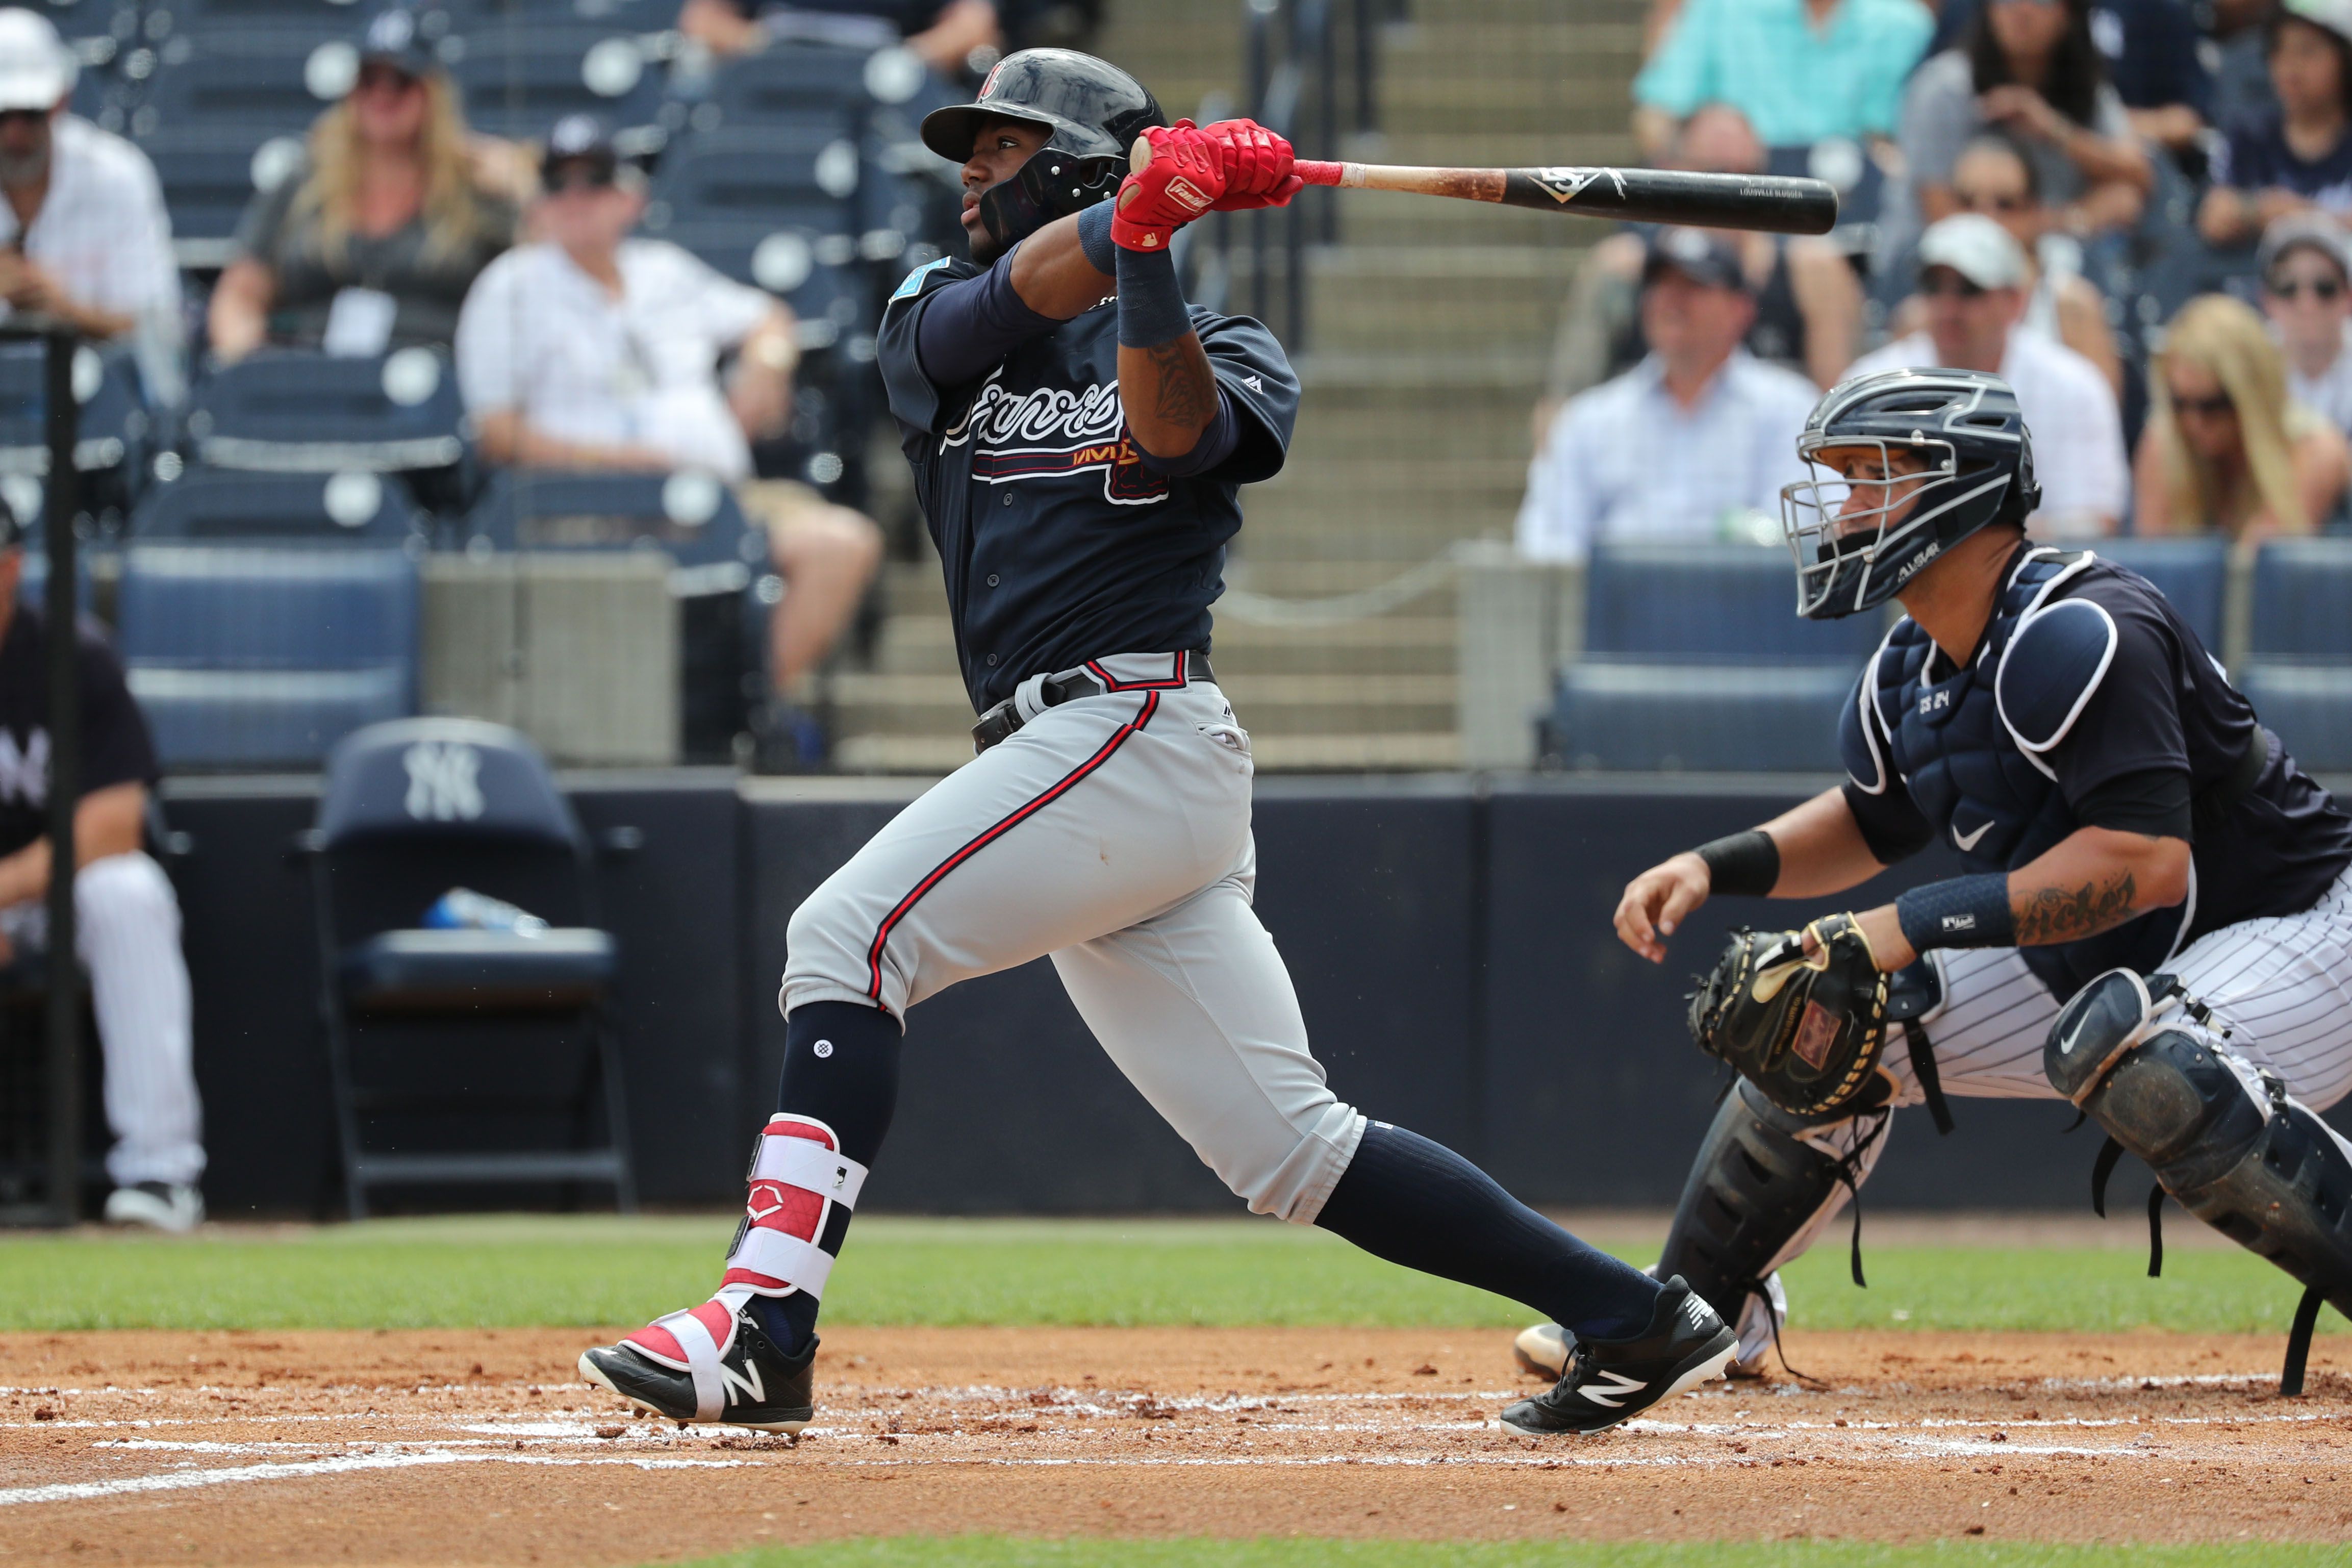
[{"left": 813, "top": 1040, "right": 835, "bottom": 1058}]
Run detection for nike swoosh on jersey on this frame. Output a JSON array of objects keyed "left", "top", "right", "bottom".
[{"left": 1952, "top": 819, "right": 1993, "bottom": 852}]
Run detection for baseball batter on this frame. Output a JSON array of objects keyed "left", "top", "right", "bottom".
[
  {"left": 1512, "top": 367, "right": 2352, "bottom": 1392},
  {"left": 582, "top": 49, "right": 1736, "bottom": 1436}
]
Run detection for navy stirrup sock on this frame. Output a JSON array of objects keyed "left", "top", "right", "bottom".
[
  {"left": 745, "top": 1000, "right": 902, "bottom": 1355},
  {"left": 1316, "top": 1121, "right": 1661, "bottom": 1342}
]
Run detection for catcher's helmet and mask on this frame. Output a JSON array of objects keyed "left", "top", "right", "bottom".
[
  {"left": 920, "top": 48, "right": 1167, "bottom": 260},
  {"left": 1781, "top": 368, "right": 2041, "bottom": 621}
]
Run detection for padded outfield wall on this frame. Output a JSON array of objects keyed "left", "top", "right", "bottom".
[{"left": 159, "top": 771, "right": 2293, "bottom": 1217}]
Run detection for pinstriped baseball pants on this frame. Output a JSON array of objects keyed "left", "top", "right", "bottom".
[
  {"left": 1725, "top": 860, "right": 2352, "bottom": 1363},
  {"left": 778, "top": 655, "right": 1365, "bottom": 1224}
]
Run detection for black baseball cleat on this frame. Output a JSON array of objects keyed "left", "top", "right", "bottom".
[
  {"left": 1498, "top": 1276, "right": 1736, "bottom": 1436},
  {"left": 578, "top": 1298, "right": 817, "bottom": 1433}
]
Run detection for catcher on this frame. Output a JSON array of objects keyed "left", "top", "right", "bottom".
[{"left": 1516, "top": 367, "right": 2352, "bottom": 1392}]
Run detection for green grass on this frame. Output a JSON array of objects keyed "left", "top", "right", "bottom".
[
  {"left": 663, "top": 1540, "right": 2352, "bottom": 1568},
  {"left": 0, "top": 1215, "right": 2342, "bottom": 1335}
]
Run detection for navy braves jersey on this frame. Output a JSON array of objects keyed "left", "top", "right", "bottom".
[
  {"left": 876, "top": 256, "right": 1300, "bottom": 712},
  {"left": 1842, "top": 543, "right": 2352, "bottom": 998}
]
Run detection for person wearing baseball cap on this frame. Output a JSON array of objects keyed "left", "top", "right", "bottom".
[
  {"left": 1515, "top": 224, "right": 1820, "bottom": 564},
  {"left": 1841, "top": 212, "right": 2127, "bottom": 536},
  {"left": 0, "top": 8, "right": 179, "bottom": 346},
  {"left": 2259, "top": 210, "right": 2352, "bottom": 436},
  {"left": 209, "top": 5, "right": 518, "bottom": 363},
  {"left": 2201, "top": 0, "right": 2352, "bottom": 247},
  {"left": 451, "top": 113, "right": 881, "bottom": 766}
]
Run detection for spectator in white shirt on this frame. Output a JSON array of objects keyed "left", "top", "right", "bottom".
[
  {"left": 1515, "top": 227, "right": 1821, "bottom": 566},
  {"left": 1842, "top": 212, "right": 2128, "bottom": 535},
  {"left": 0, "top": 9, "right": 178, "bottom": 352},
  {"left": 455, "top": 116, "right": 881, "bottom": 756},
  {"left": 2259, "top": 211, "right": 2352, "bottom": 439}
]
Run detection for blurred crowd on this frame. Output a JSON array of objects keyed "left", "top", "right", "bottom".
[{"left": 1519, "top": 0, "right": 2352, "bottom": 564}]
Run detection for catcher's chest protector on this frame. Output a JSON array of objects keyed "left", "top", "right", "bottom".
[{"left": 1859, "top": 549, "right": 2188, "bottom": 995}]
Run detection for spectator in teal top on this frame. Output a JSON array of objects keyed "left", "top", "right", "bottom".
[{"left": 1632, "top": 0, "right": 1935, "bottom": 161}]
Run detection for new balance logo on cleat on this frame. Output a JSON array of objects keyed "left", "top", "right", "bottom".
[
  {"left": 1499, "top": 1277, "right": 1737, "bottom": 1437},
  {"left": 579, "top": 1300, "right": 817, "bottom": 1434}
]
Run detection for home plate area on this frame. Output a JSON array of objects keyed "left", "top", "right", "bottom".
[{"left": 3, "top": 1327, "right": 2350, "bottom": 1561}]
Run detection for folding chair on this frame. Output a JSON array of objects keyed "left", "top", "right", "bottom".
[{"left": 308, "top": 716, "right": 634, "bottom": 1218}]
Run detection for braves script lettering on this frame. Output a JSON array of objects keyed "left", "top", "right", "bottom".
[{"left": 942, "top": 372, "right": 1170, "bottom": 505}]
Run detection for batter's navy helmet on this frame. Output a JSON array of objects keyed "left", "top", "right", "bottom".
[
  {"left": 921, "top": 48, "right": 1167, "bottom": 256},
  {"left": 1781, "top": 368, "right": 2041, "bottom": 620}
]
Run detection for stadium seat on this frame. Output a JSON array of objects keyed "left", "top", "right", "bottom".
[
  {"left": 2248, "top": 538, "right": 2352, "bottom": 659},
  {"left": 0, "top": 342, "right": 151, "bottom": 519},
  {"left": 642, "top": 125, "right": 868, "bottom": 344},
  {"left": 2236, "top": 664, "right": 2352, "bottom": 772},
  {"left": 446, "top": 25, "right": 669, "bottom": 139},
  {"left": 185, "top": 348, "right": 467, "bottom": 479},
  {"left": 130, "top": 24, "right": 348, "bottom": 138},
  {"left": 2097, "top": 537, "right": 2229, "bottom": 654},
  {"left": 308, "top": 715, "right": 635, "bottom": 1218},
  {"left": 1549, "top": 658, "right": 1854, "bottom": 773},
  {"left": 141, "top": 130, "right": 308, "bottom": 270},
  {"left": 116, "top": 543, "right": 419, "bottom": 767},
  {"left": 1583, "top": 542, "right": 1885, "bottom": 660},
  {"left": 131, "top": 467, "right": 429, "bottom": 544}
]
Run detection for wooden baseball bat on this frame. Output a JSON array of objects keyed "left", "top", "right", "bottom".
[{"left": 1129, "top": 139, "right": 1840, "bottom": 236}]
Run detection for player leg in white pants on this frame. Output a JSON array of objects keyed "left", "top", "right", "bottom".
[
  {"left": 781, "top": 657, "right": 1363, "bottom": 1220},
  {"left": 1, "top": 851, "right": 201, "bottom": 1209},
  {"left": 1726, "top": 863, "right": 2352, "bottom": 1366}
]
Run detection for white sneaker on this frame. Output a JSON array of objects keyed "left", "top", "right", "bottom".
[
  {"left": 103, "top": 1183, "right": 204, "bottom": 1232},
  {"left": 1512, "top": 1321, "right": 1571, "bottom": 1378}
]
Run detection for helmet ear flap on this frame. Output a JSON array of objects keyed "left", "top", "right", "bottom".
[{"left": 976, "top": 147, "right": 1125, "bottom": 250}]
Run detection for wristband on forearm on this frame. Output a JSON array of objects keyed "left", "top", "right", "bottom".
[
  {"left": 1694, "top": 830, "right": 1779, "bottom": 898},
  {"left": 1115, "top": 243, "right": 1193, "bottom": 348},
  {"left": 1076, "top": 201, "right": 1117, "bottom": 275},
  {"left": 1895, "top": 873, "right": 2016, "bottom": 952}
]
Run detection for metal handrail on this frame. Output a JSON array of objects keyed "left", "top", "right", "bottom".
[{"left": 1212, "top": 0, "right": 1387, "bottom": 349}]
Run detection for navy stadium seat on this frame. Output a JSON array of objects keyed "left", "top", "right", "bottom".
[
  {"left": 642, "top": 125, "right": 867, "bottom": 345},
  {"left": 1583, "top": 543, "right": 1885, "bottom": 660},
  {"left": 2236, "top": 664, "right": 2352, "bottom": 772},
  {"left": 130, "top": 24, "right": 349, "bottom": 138},
  {"left": 140, "top": 131, "right": 309, "bottom": 269},
  {"left": 1551, "top": 659, "right": 1854, "bottom": 773},
  {"left": 131, "top": 467, "right": 429, "bottom": 543},
  {"left": 309, "top": 715, "right": 634, "bottom": 1217},
  {"left": 2096, "top": 537, "right": 2229, "bottom": 655},
  {"left": 2248, "top": 538, "right": 2352, "bottom": 659},
  {"left": 462, "top": 469, "right": 761, "bottom": 573},
  {"left": 116, "top": 543, "right": 419, "bottom": 767},
  {"left": 0, "top": 343, "right": 150, "bottom": 517},
  {"left": 185, "top": 348, "right": 467, "bottom": 477},
  {"left": 446, "top": 25, "right": 669, "bottom": 139}
]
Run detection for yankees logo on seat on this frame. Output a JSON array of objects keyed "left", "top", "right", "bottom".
[{"left": 402, "top": 741, "right": 484, "bottom": 821}]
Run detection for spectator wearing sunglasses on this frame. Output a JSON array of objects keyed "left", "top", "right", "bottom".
[
  {"left": 2133, "top": 291, "right": 2351, "bottom": 538},
  {"left": 0, "top": 10, "right": 178, "bottom": 351},
  {"left": 1889, "top": 131, "right": 2123, "bottom": 392},
  {"left": 1843, "top": 212, "right": 2129, "bottom": 534},
  {"left": 2260, "top": 212, "right": 2352, "bottom": 433},
  {"left": 209, "top": 7, "right": 519, "bottom": 363},
  {"left": 2201, "top": 0, "right": 2352, "bottom": 247}
]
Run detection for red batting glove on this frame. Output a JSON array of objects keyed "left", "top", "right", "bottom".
[
  {"left": 1202, "top": 118, "right": 1303, "bottom": 211},
  {"left": 1110, "top": 119, "right": 1227, "bottom": 251}
]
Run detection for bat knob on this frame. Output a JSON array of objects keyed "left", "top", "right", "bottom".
[{"left": 1128, "top": 133, "right": 1153, "bottom": 173}]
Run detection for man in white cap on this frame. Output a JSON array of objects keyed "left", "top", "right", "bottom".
[
  {"left": 2260, "top": 211, "right": 2352, "bottom": 439},
  {"left": 1841, "top": 212, "right": 2127, "bottom": 537},
  {"left": 0, "top": 8, "right": 176, "bottom": 346}
]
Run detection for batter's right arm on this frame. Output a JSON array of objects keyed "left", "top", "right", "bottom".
[{"left": 1613, "top": 788, "right": 1886, "bottom": 964}]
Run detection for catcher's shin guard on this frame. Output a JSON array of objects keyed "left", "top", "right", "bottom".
[
  {"left": 1656, "top": 1079, "right": 1874, "bottom": 1346},
  {"left": 2048, "top": 968, "right": 2352, "bottom": 1394}
]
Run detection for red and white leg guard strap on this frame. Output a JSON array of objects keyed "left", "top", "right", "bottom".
[{"left": 722, "top": 1115, "right": 870, "bottom": 1300}]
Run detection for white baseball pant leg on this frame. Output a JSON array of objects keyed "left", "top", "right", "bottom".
[
  {"left": 0, "top": 851, "right": 201, "bottom": 1188},
  {"left": 1727, "top": 862, "right": 2352, "bottom": 1363},
  {"left": 780, "top": 655, "right": 1364, "bottom": 1222}
]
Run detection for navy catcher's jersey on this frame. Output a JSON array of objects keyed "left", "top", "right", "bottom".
[
  {"left": 877, "top": 256, "right": 1300, "bottom": 713},
  {"left": 1842, "top": 543, "right": 2352, "bottom": 998}
]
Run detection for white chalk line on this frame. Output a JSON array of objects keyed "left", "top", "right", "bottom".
[{"left": 0, "top": 1449, "right": 763, "bottom": 1507}]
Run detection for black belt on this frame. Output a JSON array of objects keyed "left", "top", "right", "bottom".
[{"left": 972, "top": 651, "right": 1216, "bottom": 754}]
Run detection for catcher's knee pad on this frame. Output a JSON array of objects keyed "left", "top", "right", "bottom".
[
  {"left": 2049, "top": 969, "right": 2352, "bottom": 1320},
  {"left": 1656, "top": 1079, "right": 1857, "bottom": 1326}
]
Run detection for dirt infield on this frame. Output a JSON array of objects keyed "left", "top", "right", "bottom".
[{"left": 2, "top": 1326, "right": 2349, "bottom": 1564}]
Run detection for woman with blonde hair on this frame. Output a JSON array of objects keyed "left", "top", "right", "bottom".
[
  {"left": 2131, "top": 292, "right": 2351, "bottom": 540},
  {"left": 208, "top": 8, "right": 518, "bottom": 361}
]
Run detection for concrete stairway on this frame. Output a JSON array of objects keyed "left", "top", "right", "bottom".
[{"left": 830, "top": 0, "right": 1643, "bottom": 773}]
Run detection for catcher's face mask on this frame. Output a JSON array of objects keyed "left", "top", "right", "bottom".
[{"left": 1781, "top": 435, "right": 1996, "bottom": 619}]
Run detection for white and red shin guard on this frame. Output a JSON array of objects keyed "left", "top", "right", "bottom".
[{"left": 618, "top": 1116, "right": 868, "bottom": 1419}]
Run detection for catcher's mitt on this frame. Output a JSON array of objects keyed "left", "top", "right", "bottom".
[{"left": 1687, "top": 913, "right": 1894, "bottom": 1117}]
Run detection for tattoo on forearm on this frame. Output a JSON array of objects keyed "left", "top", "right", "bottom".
[
  {"left": 1143, "top": 338, "right": 1215, "bottom": 429},
  {"left": 2014, "top": 871, "right": 2138, "bottom": 945}
]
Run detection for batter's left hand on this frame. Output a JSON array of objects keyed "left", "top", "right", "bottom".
[
  {"left": 1111, "top": 119, "right": 1226, "bottom": 251},
  {"left": 1202, "top": 118, "right": 1303, "bottom": 210}
]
